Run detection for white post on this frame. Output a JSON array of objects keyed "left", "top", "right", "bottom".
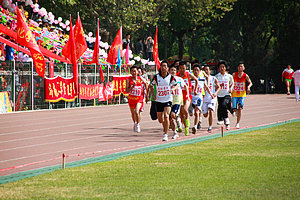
[
  {"left": 79, "top": 63, "right": 81, "bottom": 107},
  {"left": 94, "top": 63, "right": 96, "bottom": 106},
  {"left": 13, "top": 60, "right": 16, "bottom": 111},
  {"left": 65, "top": 63, "right": 67, "bottom": 108}
]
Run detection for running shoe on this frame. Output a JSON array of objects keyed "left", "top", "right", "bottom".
[
  {"left": 217, "top": 121, "right": 224, "bottom": 125},
  {"left": 133, "top": 124, "right": 137, "bottom": 132},
  {"left": 192, "top": 127, "right": 197, "bottom": 134},
  {"left": 162, "top": 134, "right": 168, "bottom": 141},
  {"left": 172, "top": 133, "right": 179, "bottom": 139},
  {"left": 235, "top": 123, "right": 240, "bottom": 129},
  {"left": 232, "top": 111, "right": 236, "bottom": 117},
  {"left": 197, "top": 122, "right": 201, "bottom": 129},
  {"left": 224, "top": 118, "right": 230, "bottom": 126},
  {"left": 136, "top": 124, "right": 141, "bottom": 133},
  {"left": 226, "top": 124, "right": 230, "bottom": 130},
  {"left": 185, "top": 128, "right": 189, "bottom": 136},
  {"left": 208, "top": 126, "right": 212, "bottom": 132},
  {"left": 177, "top": 126, "right": 183, "bottom": 133}
]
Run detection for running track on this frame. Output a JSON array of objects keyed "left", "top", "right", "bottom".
[{"left": 0, "top": 94, "right": 299, "bottom": 177}]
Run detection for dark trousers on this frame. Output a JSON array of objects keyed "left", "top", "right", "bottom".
[
  {"left": 217, "top": 95, "right": 232, "bottom": 121},
  {"left": 150, "top": 100, "right": 157, "bottom": 120}
]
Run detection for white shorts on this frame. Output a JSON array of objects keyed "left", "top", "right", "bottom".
[
  {"left": 189, "top": 97, "right": 203, "bottom": 116},
  {"left": 202, "top": 101, "right": 216, "bottom": 114}
]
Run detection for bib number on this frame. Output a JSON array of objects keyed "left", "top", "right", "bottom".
[
  {"left": 130, "top": 86, "right": 142, "bottom": 96},
  {"left": 157, "top": 86, "right": 170, "bottom": 97},
  {"left": 234, "top": 82, "right": 245, "bottom": 92}
]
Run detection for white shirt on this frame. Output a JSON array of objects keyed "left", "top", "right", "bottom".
[
  {"left": 150, "top": 73, "right": 177, "bottom": 103},
  {"left": 292, "top": 70, "right": 300, "bottom": 86},
  {"left": 215, "top": 72, "right": 233, "bottom": 97},
  {"left": 172, "top": 76, "right": 185, "bottom": 105},
  {"left": 191, "top": 73, "right": 205, "bottom": 100},
  {"left": 204, "top": 76, "right": 217, "bottom": 103}
]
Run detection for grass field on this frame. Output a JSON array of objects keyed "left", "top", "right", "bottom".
[{"left": 1, "top": 122, "right": 300, "bottom": 199}]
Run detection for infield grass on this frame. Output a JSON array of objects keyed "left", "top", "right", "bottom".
[{"left": 1, "top": 122, "right": 300, "bottom": 199}]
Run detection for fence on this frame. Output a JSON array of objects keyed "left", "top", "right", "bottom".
[{"left": 0, "top": 61, "right": 156, "bottom": 112}]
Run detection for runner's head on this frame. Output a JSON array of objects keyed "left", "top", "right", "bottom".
[
  {"left": 192, "top": 64, "right": 201, "bottom": 77},
  {"left": 169, "top": 65, "right": 177, "bottom": 76},
  {"left": 203, "top": 65, "right": 211, "bottom": 76},
  {"left": 130, "top": 66, "right": 138, "bottom": 77},
  {"left": 137, "top": 66, "right": 142, "bottom": 76},
  {"left": 218, "top": 60, "right": 227, "bottom": 74},
  {"left": 160, "top": 60, "right": 169, "bottom": 75},
  {"left": 287, "top": 64, "right": 292, "bottom": 69},
  {"left": 174, "top": 60, "right": 180, "bottom": 67},
  {"left": 237, "top": 62, "right": 245, "bottom": 72},
  {"left": 178, "top": 61, "right": 186, "bottom": 74}
]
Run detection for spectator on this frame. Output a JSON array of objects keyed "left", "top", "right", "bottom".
[
  {"left": 135, "top": 38, "right": 144, "bottom": 56},
  {"left": 145, "top": 36, "right": 153, "bottom": 61},
  {"left": 122, "top": 34, "right": 130, "bottom": 50},
  {"left": 4, "top": 36, "right": 14, "bottom": 61}
]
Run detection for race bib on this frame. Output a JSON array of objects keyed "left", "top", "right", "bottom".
[
  {"left": 157, "top": 86, "right": 170, "bottom": 97},
  {"left": 234, "top": 82, "right": 245, "bottom": 92},
  {"left": 173, "top": 88, "right": 180, "bottom": 96},
  {"left": 219, "top": 81, "right": 228, "bottom": 90},
  {"left": 130, "top": 86, "right": 142, "bottom": 96}
]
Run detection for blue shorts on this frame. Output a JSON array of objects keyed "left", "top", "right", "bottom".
[
  {"left": 232, "top": 97, "right": 245, "bottom": 109},
  {"left": 171, "top": 104, "right": 181, "bottom": 116}
]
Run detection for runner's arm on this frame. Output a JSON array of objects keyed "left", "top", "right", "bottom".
[
  {"left": 214, "top": 78, "right": 220, "bottom": 97},
  {"left": 229, "top": 75, "right": 234, "bottom": 93},
  {"left": 189, "top": 73, "right": 198, "bottom": 95},
  {"left": 246, "top": 75, "right": 253, "bottom": 94},
  {"left": 125, "top": 79, "right": 134, "bottom": 93},
  {"left": 204, "top": 82, "right": 214, "bottom": 98}
]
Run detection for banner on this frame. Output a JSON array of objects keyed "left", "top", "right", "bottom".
[
  {"left": 103, "top": 82, "right": 113, "bottom": 101},
  {"left": 45, "top": 76, "right": 77, "bottom": 102},
  {"left": 0, "top": 92, "right": 12, "bottom": 113},
  {"left": 79, "top": 84, "right": 101, "bottom": 100},
  {"left": 113, "top": 75, "right": 130, "bottom": 96}
]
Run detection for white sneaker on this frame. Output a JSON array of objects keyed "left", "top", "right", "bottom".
[
  {"left": 235, "top": 123, "right": 240, "bottom": 129},
  {"left": 162, "top": 134, "right": 168, "bottom": 141},
  {"left": 217, "top": 121, "right": 224, "bottom": 125},
  {"left": 136, "top": 124, "right": 141, "bottom": 133},
  {"left": 232, "top": 112, "right": 236, "bottom": 117},
  {"left": 224, "top": 118, "right": 230, "bottom": 125},
  {"left": 172, "top": 133, "right": 179, "bottom": 139},
  {"left": 226, "top": 124, "right": 230, "bottom": 130}
]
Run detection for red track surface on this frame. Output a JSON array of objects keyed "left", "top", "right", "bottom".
[{"left": 0, "top": 94, "right": 299, "bottom": 177}]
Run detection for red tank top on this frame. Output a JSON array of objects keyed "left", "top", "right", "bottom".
[
  {"left": 128, "top": 76, "right": 144, "bottom": 100},
  {"left": 232, "top": 72, "right": 247, "bottom": 97}
]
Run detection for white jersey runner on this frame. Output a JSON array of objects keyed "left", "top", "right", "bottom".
[
  {"left": 215, "top": 72, "right": 233, "bottom": 97},
  {"left": 204, "top": 75, "right": 216, "bottom": 103}
]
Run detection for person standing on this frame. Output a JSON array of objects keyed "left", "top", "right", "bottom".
[
  {"left": 282, "top": 64, "right": 294, "bottom": 95},
  {"left": 149, "top": 60, "right": 177, "bottom": 141},
  {"left": 177, "top": 61, "right": 199, "bottom": 136},
  {"left": 215, "top": 61, "right": 234, "bottom": 130},
  {"left": 145, "top": 36, "right": 154, "bottom": 61},
  {"left": 123, "top": 34, "right": 131, "bottom": 50},
  {"left": 231, "top": 62, "right": 253, "bottom": 129},
  {"left": 292, "top": 67, "right": 300, "bottom": 101},
  {"left": 203, "top": 65, "right": 220, "bottom": 132},
  {"left": 126, "top": 66, "right": 148, "bottom": 133}
]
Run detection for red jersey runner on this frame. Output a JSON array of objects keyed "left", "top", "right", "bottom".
[{"left": 128, "top": 76, "right": 144, "bottom": 109}]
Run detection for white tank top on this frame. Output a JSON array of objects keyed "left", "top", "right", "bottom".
[
  {"left": 151, "top": 73, "right": 177, "bottom": 103},
  {"left": 204, "top": 76, "right": 216, "bottom": 103}
]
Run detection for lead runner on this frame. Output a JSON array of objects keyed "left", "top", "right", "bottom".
[{"left": 150, "top": 60, "right": 178, "bottom": 141}]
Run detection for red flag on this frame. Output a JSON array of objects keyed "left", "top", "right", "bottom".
[
  {"left": 92, "top": 19, "right": 104, "bottom": 82},
  {"left": 74, "top": 14, "right": 87, "bottom": 59},
  {"left": 17, "top": 8, "right": 45, "bottom": 77},
  {"left": 153, "top": 27, "right": 160, "bottom": 70},
  {"left": 62, "top": 16, "right": 78, "bottom": 93},
  {"left": 107, "top": 26, "right": 122, "bottom": 65},
  {"left": 62, "top": 15, "right": 87, "bottom": 61}
]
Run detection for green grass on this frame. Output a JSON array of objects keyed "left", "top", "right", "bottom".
[{"left": 1, "top": 122, "right": 300, "bottom": 200}]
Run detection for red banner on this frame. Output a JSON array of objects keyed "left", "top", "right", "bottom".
[
  {"left": 79, "top": 84, "right": 101, "bottom": 100},
  {"left": 103, "top": 82, "right": 113, "bottom": 101},
  {"left": 113, "top": 75, "right": 130, "bottom": 96},
  {"left": 45, "top": 76, "right": 77, "bottom": 102}
]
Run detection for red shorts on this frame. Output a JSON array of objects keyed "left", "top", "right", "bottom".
[{"left": 128, "top": 95, "right": 144, "bottom": 110}]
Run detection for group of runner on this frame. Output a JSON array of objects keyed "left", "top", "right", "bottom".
[{"left": 126, "top": 60, "right": 253, "bottom": 141}]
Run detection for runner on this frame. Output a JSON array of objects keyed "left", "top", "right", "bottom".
[
  {"left": 149, "top": 60, "right": 178, "bottom": 141},
  {"left": 169, "top": 65, "right": 187, "bottom": 139},
  {"left": 126, "top": 66, "right": 148, "bottom": 133},
  {"left": 292, "top": 67, "right": 300, "bottom": 102},
  {"left": 215, "top": 61, "right": 234, "bottom": 130},
  {"left": 282, "top": 64, "right": 294, "bottom": 95},
  {"left": 203, "top": 65, "right": 220, "bottom": 132},
  {"left": 177, "top": 61, "right": 199, "bottom": 136},
  {"left": 189, "top": 64, "right": 213, "bottom": 134},
  {"left": 232, "top": 62, "right": 253, "bottom": 129}
]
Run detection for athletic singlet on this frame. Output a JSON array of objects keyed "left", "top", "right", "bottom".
[
  {"left": 215, "top": 72, "right": 233, "bottom": 97},
  {"left": 204, "top": 76, "right": 216, "bottom": 103},
  {"left": 177, "top": 71, "right": 191, "bottom": 91},
  {"left": 282, "top": 68, "right": 294, "bottom": 80},
  {"left": 151, "top": 73, "right": 177, "bottom": 103},
  {"left": 172, "top": 76, "right": 185, "bottom": 105},
  {"left": 191, "top": 73, "right": 205, "bottom": 100},
  {"left": 128, "top": 76, "right": 144, "bottom": 103},
  {"left": 232, "top": 72, "right": 247, "bottom": 97}
]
